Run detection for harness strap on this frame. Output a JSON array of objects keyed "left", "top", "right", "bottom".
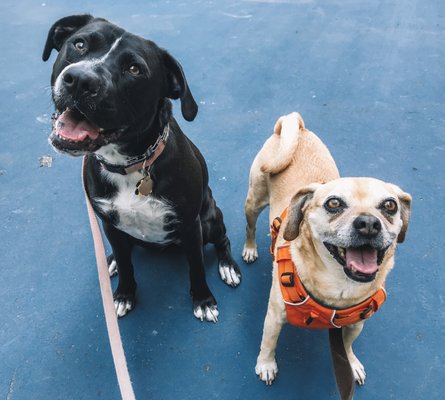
[
  {"left": 276, "top": 245, "right": 386, "bottom": 328},
  {"left": 270, "top": 208, "right": 288, "bottom": 260},
  {"left": 82, "top": 157, "right": 136, "bottom": 400}
]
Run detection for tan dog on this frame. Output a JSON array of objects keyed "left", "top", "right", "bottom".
[{"left": 242, "top": 112, "right": 411, "bottom": 386}]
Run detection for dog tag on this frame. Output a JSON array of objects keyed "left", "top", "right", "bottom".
[{"left": 135, "top": 175, "right": 153, "bottom": 196}]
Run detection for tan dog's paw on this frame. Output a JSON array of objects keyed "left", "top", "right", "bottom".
[
  {"left": 255, "top": 359, "right": 278, "bottom": 385},
  {"left": 242, "top": 245, "right": 258, "bottom": 263},
  {"left": 349, "top": 354, "right": 366, "bottom": 385}
]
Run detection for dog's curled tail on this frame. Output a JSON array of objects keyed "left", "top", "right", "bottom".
[{"left": 260, "top": 112, "right": 305, "bottom": 174}]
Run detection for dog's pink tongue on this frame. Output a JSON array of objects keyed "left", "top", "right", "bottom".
[
  {"left": 345, "top": 247, "right": 378, "bottom": 274},
  {"left": 56, "top": 109, "right": 100, "bottom": 141}
]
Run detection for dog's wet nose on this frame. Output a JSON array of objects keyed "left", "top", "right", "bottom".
[
  {"left": 63, "top": 67, "right": 100, "bottom": 97},
  {"left": 353, "top": 214, "right": 381, "bottom": 238}
]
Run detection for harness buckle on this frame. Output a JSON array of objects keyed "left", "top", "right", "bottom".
[
  {"left": 280, "top": 272, "right": 294, "bottom": 287},
  {"left": 360, "top": 305, "right": 374, "bottom": 320},
  {"left": 306, "top": 311, "right": 320, "bottom": 326},
  {"left": 272, "top": 216, "right": 282, "bottom": 232}
]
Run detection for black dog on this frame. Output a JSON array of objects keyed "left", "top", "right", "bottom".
[{"left": 43, "top": 15, "right": 241, "bottom": 322}]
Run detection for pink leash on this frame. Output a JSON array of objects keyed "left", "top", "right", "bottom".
[{"left": 82, "top": 157, "right": 136, "bottom": 400}]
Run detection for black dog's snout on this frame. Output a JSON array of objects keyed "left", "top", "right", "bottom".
[
  {"left": 63, "top": 67, "right": 100, "bottom": 96},
  {"left": 353, "top": 214, "right": 382, "bottom": 238}
]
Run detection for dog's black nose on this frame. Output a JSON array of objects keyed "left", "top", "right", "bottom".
[
  {"left": 63, "top": 67, "right": 100, "bottom": 96},
  {"left": 353, "top": 214, "right": 382, "bottom": 238}
]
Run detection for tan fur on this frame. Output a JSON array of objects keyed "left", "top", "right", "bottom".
[{"left": 243, "top": 112, "right": 411, "bottom": 386}]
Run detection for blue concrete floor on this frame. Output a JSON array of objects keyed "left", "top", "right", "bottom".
[{"left": 1, "top": 0, "right": 444, "bottom": 399}]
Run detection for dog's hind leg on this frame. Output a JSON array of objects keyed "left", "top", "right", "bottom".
[
  {"left": 242, "top": 160, "right": 269, "bottom": 263},
  {"left": 103, "top": 222, "right": 136, "bottom": 318},
  {"left": 342, "top": 321, "right": 366, "bottom": 385}
]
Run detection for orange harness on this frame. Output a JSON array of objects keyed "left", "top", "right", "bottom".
[{"left": 271, "top": 209, "right": 387, "bottom": 329}]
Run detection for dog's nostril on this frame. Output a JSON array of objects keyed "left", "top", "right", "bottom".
[
  {"left": 355, "top": 220, "right": 366, "bottom": 229},
  {"left": 373, "top": 220, "right": 382, "bottom": 232},
  {"left": 63, "top": 73, "right": 74, "bottom": 85},
  {"left": 81, "top": 78, "right": 99, "bottom": 94}
]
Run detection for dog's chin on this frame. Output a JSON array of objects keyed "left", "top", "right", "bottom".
[
  {"left": 323, "top": 242, "right": 389, "bottom": 283},
  {"left": 49, "top": 108, "right": 124, "bottom": 156}
]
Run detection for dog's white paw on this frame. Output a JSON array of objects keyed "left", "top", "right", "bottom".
[
  {"left": 108, "top": 259, "right": 118, "bottom": 277},
  {"left": 114, "top": 299, "right": 133, "bottom": 318},
  {"left": 194, "top": 304, "right": 219, "bottom": 323},
  {"left": 242, "top": 246, "right": 258, "bottom": 263},
  {"left": 350, "top": 354, "right": 366, "bottom": 385},
  {"left": 219, "top": 263, "right": 241, "bottom": 287},
  {"left": 255, "top": 359, "right": 278, "bottom": 385}
]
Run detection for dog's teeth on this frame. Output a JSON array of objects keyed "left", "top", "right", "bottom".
[{"left": 338, "top": 247, "right": 345, "bottom": 258}]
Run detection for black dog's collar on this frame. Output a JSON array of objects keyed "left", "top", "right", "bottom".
[{"left": 95, "top": 124, "right": 170, "bottom": 175}]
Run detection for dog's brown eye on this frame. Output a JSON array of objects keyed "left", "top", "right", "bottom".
[
  {"left": 324, "top": 197, "right": 344, "bottom": 212},
  {"left": 327, "top": 199, "right": 341, "bottom": 208},
  {"left": 73, "top": 40, "right": 85, "bottom": 51},
  {"left": 128, "top": 64, "right": 141, "bottom": 76},
  {"left": 382, "top": 199, "right": 398, "bottom": 213}
]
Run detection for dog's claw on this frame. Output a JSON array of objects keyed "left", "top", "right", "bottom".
[
  {"left": 255, "top": 359, "right": 278, "bottom": 385},
  {"left": 350, "top": 356, "right": 366, "bottom": 385},
  {"left": 114, "top": 299, "right": 133, "bottom": 318},
  {"left": 219, "top": 263, "right": 241, "bottom": 287},
  {"left": 108, "top": 259, "right": 118, "bottom": 277},
  {"left": 194, "top": 304, "right": 219, "bottom": 323},
  {"left": 107, "top": 254, "right": 118, "bottom": 277},
  {"left": 242, "top": 246, "right": 258, "bottom": 263}
]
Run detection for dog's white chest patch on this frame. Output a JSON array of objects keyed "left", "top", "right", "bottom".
[{"left": 94, "top": 171, "right": 177, "bottom": 244}]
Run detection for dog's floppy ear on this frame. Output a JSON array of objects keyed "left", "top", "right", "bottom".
[
  {"left": 397, "top": 192, "right": 411, "bottom": 243},
  {"left": 391, "top": 185, "right": 412, "bottom": 243},
  {"left": 385, "top": 183, "right": 412, "bottom": 243},
  {"left": 161, "top": 50, "right": 198, "bottom": 122},
  {"left": 42, "top": 14, "right": 94, "bottom": 61},
  {"left": 283, "top": 183, "right": 321, "bottom": 241}
]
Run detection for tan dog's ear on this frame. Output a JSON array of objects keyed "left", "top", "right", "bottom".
[
  {"left": 387, "top": 183, "right": 412, "bottom": 243},
  {"left": 397, "top": 191, "right": 412, "bottom": 243},
  {"left": 283, "top": 183, "right": 320, "bottom": 241}
]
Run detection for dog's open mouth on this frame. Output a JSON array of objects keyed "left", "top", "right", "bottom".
[
  {"left": 49, "top": 108, "right": 122, "bottom": 154},
  {"left": 323, "top": 242, "right": 387, "bottom": 283},
  {"left": 54, "top": 108, "right": 102, "bottom": 142}
]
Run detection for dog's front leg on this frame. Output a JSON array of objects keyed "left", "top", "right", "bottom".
[
  {"left": 103, "top": 221, "right": 136, "bottom": 318},
  {"left": 342, "top": 321, "right": 366, "bottom": 385},
  {"left": 181, "top": 217, "right": 218, "bottom": 323},
  {"left": 255, "top": 279, "right": 286, "bottom": 385}
]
